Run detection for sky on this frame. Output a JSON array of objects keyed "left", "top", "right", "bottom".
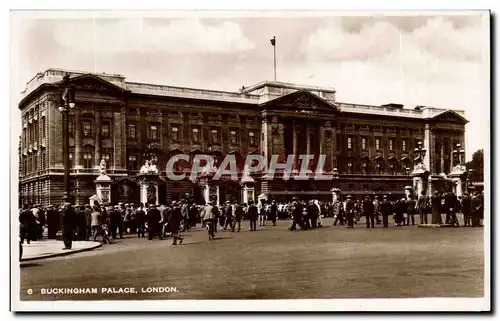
[{"left": 10, "top": 11, "right": 490, "bottom": 160}]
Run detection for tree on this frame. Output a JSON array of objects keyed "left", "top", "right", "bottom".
[{"left": 466, "top": 149, "right": 484, "bottom": 182}]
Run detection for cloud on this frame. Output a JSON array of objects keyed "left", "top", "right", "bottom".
[
  {"left": 302, "top": 20, "right": 400, "bottom": 61},
  {"left": 52, "top": 18, "right": 255, "bottom": 56},
  {"left": 302, "top": 16, "right": 484, "bottom": 63}
]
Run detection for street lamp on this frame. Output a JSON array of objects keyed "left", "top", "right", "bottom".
[
  {"left": 413, "top": 141, "right": 426, "bottom": 164},
  {"left": 58, "top": 74, "right": 76, "bottom": 203},
  {"left": 452, "top": 143, "right": 465, "bottom": 167}
]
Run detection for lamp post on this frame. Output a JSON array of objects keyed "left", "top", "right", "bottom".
[
  {"left": 452, "top": 143, "right": 465, "bottom": 167},
  {"left": 413, "top": 141, "right": 427, "bottom": 166},
  {"left": 58, "top": 74, "right": 76, "bottom": 203}
]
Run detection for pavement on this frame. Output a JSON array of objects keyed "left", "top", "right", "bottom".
[
  {"left": 19, "top": 217, "right": 484, "bottom": 301},
  {"left": 20, "top": 240, "right": 102, "bottom": 261}
]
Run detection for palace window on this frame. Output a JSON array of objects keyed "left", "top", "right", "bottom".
[
  {"left": 127, "top": 155, "right": 138, "bottom": 170},
  {"left": 347, "top": 161, "right": 353, "bottom": 174},
  {"left": 375, "top": 138, "right": 381, "bottom": 150},
  {"left": 362, "top": 161, "right": 367, "bottom": 174},
  {"left": 347, "top": 137, "right": 352, "bottom": 150},
  {"left": 389, "top": 162, "right": 396, "bottom": 175},
  {"left": 248, "top": 131, "right": 256, "bottom": 146},
  {"left": 41, "top": 149, "right": 46, "bottom": 170},
  {"left": 69, "top": 152, "right": 74, "bottom": 168},
  {"left": 101, "top": 149, "right": 112, "bottom": 163},
  {"left": 230, "top": 130, "right": 239, "bottom": 145},
  {"left": 101, "top": 122, "right": 110, "bottom": 137},
  {"left": 127, "top": 123, "right": 136, "bottom": 139},
  {"left": 192, "top": 127, "right": 200, "bottom": 143},
  {"left": 171, "top": 126, "right": 180, "bottom": 142},
  {"left": 83, "top": 121, "right": 92, "bottom": 137},
  {"left": 27, "top": 155, "right": 31, "bottom": 173},
  {"left": 33, "top": 152, "right": 37, "bottom": 172},
  {"left": 41, "top": 117, "right": 46, "bottom": 139},
  {"left": 150, "top": 124, "right": 159, "bottom": 141},
  {"left": 211, "top": 128, "right": 220, "bottom": 144},
  {"left": 361, "top": 137, "right": 367, "bottom": 150},
  {"left": 83, "top": 149, "right": 94, "bottom": 168},
  {"left": 389, "top": 138, "right": 394, "bottom": 151},
  {"left": 402, "top": 139, "right": 407, "bottom": 152}
]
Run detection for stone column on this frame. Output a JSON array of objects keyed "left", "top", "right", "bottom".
[
  {"left": 292, "top": 120, "right": 298, "bottom": 170},
  {"left": 449, "top": 140, "right": 454, "bottom": 173},
  {"left": 74, "top": 109, "right": 82, "bottom": 168},
  {"left": 113, "top": 111, "right": 122, "bottom": 169},
  {"left": 424, "top": 124, "right": 431, "bottom": 171},
  {"left": 440, "top": 139, "right": 444, "bottom": 174},
  {"left": 306, "top": 124, "right": 311, "bottom": 155},
  {"left": 94, "top": 110, "right": 101, "bottom": 168}
]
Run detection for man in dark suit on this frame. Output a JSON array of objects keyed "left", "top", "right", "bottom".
[
  {"left": 445, "top": 192, "right": 459, "bottom": 226},
  {"left": 247, "top": 200, "right": 258, "bottom": 231},
  {"left": 363, "top": 196, "right": 375, "bottom": 228},
  {"left": 135, "top": 203, "right": 146, "bottom": 238},
  {"left": 233, "top": 201, "right": 243, "bottom": 232},
  {"left": 146, "top": 204, "right": 162, "bottom": 240},
  {"left": 269, "top": 200, "right": 278, "bottom": 226},
  {"left": 379, "top": 195, "right": 392, "bottom": 228},
  {"left": 288, "top": 198, "right": 304, "bottom": 231},
  {"left": 406, "top": 195, "right": 416, "bottom": 226},
  {"left": 461, "top": 193, "right": 472, "bottom": 227},
  {"left": 345, "top": 195, "right": 355, "bottom": 228},
  {"left": 61, "top": 202, "right": 76, "bottom": 250},
  {"left": 168, "top": 201, "right": 184, "bottom": 245}
]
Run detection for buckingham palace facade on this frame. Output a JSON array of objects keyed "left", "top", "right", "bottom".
[{"left": 18, "top": 69, "right": 468, "bottom": 206}]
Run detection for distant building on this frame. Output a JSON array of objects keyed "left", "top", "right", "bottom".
[{"left": 18, "top": 69, "right": 468, "bottom": 205}]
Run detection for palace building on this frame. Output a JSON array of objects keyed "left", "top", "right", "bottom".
[{"left": 18, "top": 68, "right": 468, "bottom": 206}]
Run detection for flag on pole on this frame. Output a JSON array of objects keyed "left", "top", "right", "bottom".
[{"left": 270, "top": 36, "right": 276, "bottom": 46}]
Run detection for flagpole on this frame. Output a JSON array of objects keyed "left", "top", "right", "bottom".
[{"left": 270, "top": 36, "right": 276, "bottom": 81}]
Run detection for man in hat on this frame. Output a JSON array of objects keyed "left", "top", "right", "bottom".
[
  {"left": 46, "top": 204, "right": 60, "bottom": 240},
  {"left": 247, "top": 200, "right": 258, "bottom": 231},
  {"left": 363, "top": 195, "right": 375, "bottom": 228},
  {"left": 224, "top": 200, "right": 234, "bottom": 231},
  {"left": 379, "top": 195, "right": 392, "bottom": 228},
  {"left": 417, "top": 191, "right": 429, "bottom": 224},
  {"left": 345, "top": 195, "right": 354, "bottom": 228},
  {"left": 61, "top": 202, "right": 76, "bottom": 250},
  {"left": 19, "top": 203, "right": 36, "bottom": 244},
  {"left": 168, "top": 201, "right": 184, "bottom": 245},
  {"left": 202, "top": 201, "right": 216, "bottom": 240},
  {"left": 269, "top": 199, "right": 278, "bottom": 226},
  {"left": 406, "top": 195, "right": 416, "bottom": 225},
  {"left": 147, "top": 204, "right": 162, "bottom": 240},
  {"left": 461, "top": 192, "right": 472, "bottom": 227},
  {"left": 373, "top": 196, "right": 381, "bottom": 225},
  {"left": 109, "top": 205, "right": 121, "bottom": 240},
  {"left": 289, "top": 198, "right": 304, "bottom": 231},
  {"left": 232, "top": 200, "right": 243, "bottom": 232},
  {"left": 135, "top": 203, "right": 146, "bottom": 238}
]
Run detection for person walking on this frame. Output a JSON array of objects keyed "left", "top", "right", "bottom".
[
  {"left": 146, "top": 204, "right": 162, "bottom": 240},
  {"left": 332, "top": 199, "right": 344, "bottom": 226},
  {"left": 406, "top": 195, "right": 416, "bottom": 226},
  {"left": 19, "top": 204, "right": 36, "bottom": 244},
  {"left": 417, "top": 191, "right": 429, "bottom": 224},
  {"left": 345, "top": 195, "right": 355, "bottom": 228},
  {"left": 257, "top": 199, "right": 266, "bottom": 226},
  {"left": 61, "top": 202, "right": 76, "bottom": 250},
  {"left": 232, "top": 201, "right": 243, "bottom": 232},
  {"left": 289, "top": 198, "right": 304, "bottom": 231},
  {"left": 223, "top": 201, "right": 234, "bottom": 231},
  {"left": 269, "top": 200, "right": 278, "bottom": 226},
  {"left": 247, "top": 200, "right": 258, "bottom": 231},
  {"left": 135, "top": 203, "right": 146, "bottom": 238},
  {"left": 445, "top": 192, "right": 459, "bottom": 227},
  {"left": 46, "top": 205, "right": 59, "bottom": 240},
  {"left": 363, "top": 196, "right": 375, "bottom": 228},
  {"left": 168, "top": 201, "right": 184, "bottom": 245},
  {"left": 380, "top": 195, "right": 392, "bottom": 228},
  {"left": 202, "top": 201, "right": 216, "bottom": 240}
]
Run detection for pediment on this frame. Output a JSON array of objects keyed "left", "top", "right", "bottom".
[
  {"left": 260, "top": 90, "right": 340, "bottom": 114},
  {"left": 63, "top": 74, "right": 129, "bottom": 93},
  {"left": 431, "top": 110, "right": 468, "bottom": 124}
]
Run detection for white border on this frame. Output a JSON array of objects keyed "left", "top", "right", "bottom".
[{"left": 6, "top": 1, "right": 493, "bottom": 313}]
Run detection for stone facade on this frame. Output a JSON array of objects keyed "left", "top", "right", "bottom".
[{"left": 18, "top": 69, "right": 468, "bottom": 206}]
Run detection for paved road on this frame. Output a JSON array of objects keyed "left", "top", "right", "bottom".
[{"left": 20, "top": 218, "right": 484, "bottom": 300}]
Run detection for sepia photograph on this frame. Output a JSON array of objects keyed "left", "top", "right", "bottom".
[{"left": 10, "top": 9, "right": 490, "bottom": 311}]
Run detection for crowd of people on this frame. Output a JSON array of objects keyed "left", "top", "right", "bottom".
[{"left": 19, "top": 189, "right": 484, "bottom": 250}]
